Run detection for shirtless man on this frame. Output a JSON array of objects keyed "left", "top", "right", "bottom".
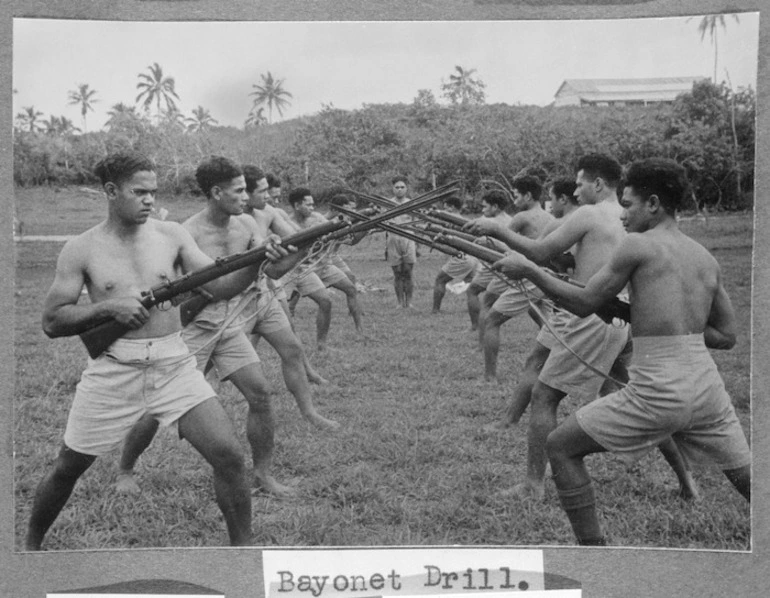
[
  {"left": 238, "top": 165, "right": 338, "bottom": 429},
  {"left": 493, "top": 158, "right": 750, "bottom": 545},
  {"left": 431, "top": 195, "right": 480, "bottom": 318},
  {"left": 465, "top": 154, "right": 646, "bottom": 498},
  {"left": 465, "top": 190, "right": 513, "bottom": 331},
  {"left": 387, "top": 176, "right": 418, "bottom": 308},
  {"left": 245, "top": 171, "right": 327, "bottom": 384},
  {"left": 288, "top": 187, "right": 364, "bottom": 341},
  {"left": 485, "top": 177, "right": 579, "bottom": 429},
  {"left": 25, "top": 152, "right": 276, "bottom": 549},
  {"left": 478, "top": 175, "right": 554, "bottom": 382},
  {"left": 118, "top": 157, "right": 299, "bottom": 498}
]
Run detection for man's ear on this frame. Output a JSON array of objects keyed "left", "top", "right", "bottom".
[
  {"left": 104, "top": 182, "right": 118, "bottom": 199},
  {"left": 647, "top": 194, "right": 662, "bottom": 213},
  {"left": 211, "top": 185, "right": 221, "bottom": 201}
]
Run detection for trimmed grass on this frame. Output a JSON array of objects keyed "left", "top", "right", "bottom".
[{"left": 13, "top": 187, "right": 752, "bottom": 551}]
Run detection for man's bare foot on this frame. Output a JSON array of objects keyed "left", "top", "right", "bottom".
[
  {"left": 254, "top": 475, "right": 298, "bottom": 498},
  {"left": 307, "top": 371, "right": 329, "bottom": 385},
  {"left": 498, "top": 481, "right": 545, "bottom": 500},
  {"left": 305, "top": 412, "right": 341, "bottom": 431},
  {"left": 677, "top": 474, "right": 701, "bottom": 501},
  {"left": 115, "top": 471, "right": 142, "bottom": 495}
]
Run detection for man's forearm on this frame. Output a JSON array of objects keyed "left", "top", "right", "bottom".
[
  {"left": 522, "top": 263, "right": 597, "bottom": 317},
  {"left": 491, "top": 229, "right": 550, "bottom": 264}
]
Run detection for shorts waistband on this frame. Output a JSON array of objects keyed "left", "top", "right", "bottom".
[
  {"left": 103, "top": 331, "right": 189, "bottom": 363},
  {"left": 632, "top": 334, "right": 706, "bottom": 361}
]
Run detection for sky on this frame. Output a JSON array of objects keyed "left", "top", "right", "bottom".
[{"left": 12, "top": 14, "right": 760, "bottom": 130}]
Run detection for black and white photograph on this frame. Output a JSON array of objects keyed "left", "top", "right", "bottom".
[{"left": 3, "top": 1, "right": 768, "bottom": 596}]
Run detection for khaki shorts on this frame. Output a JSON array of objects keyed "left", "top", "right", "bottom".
[
  {"left": 577, "top": 334, "right": 751, "bottom": 470},
  {"left": 386, "top": 235, "right": 416, "bottom": 267},
  {"left": 539, "top": 312, "right": 630, "bottom": 402},
  {"left": 317, "top": 263, "right": 350, "bottom": 287},
  {"left": 441, "top": 255, "right": 479, "bottom": 280},
  {"left": 183, "top": 298, "right": 260, "bottom": 380},
  {"left": 490, "top": 281, "right": 544, "bottom": 318},
  {"left": 248, "top": 293, "right": 292, "bottom": 336},
  {"left": 470, "top": 265, "right": 496, "bottom": 289},
  {"left": 281, "top": 270, "right": 326, "bottom": 298},
  {"left": 536, "top": 307, "right": 572, "bottom": 350},
  {"left": 64, "top": 333, "right": 215, "bottom": 456},
  {"left": 329, "top": 254, "right": 354, "bottom": 280}
]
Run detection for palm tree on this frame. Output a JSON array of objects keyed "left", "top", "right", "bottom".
[
  {"left": 441, "top": 65, "right": 486, "bottom": 106},
  {"left": 15, "top": 106, "right": 44, "bottom": 132},
  {"left": 43, "top": 115, "right": 81, "bottom": 136},
  {"left": 105, "top": 103, "right": 140, "bottom": 130},
  {"left": 135, "top": 62, "right": 181, "bottom": 120},
  {"left": 185, "top": 106, "right": 218, "bottom": 132},
  {"left": 67, "top": 83, "right": 98, "bottom": 132},
  {"left": 692, "top": 14, "right": 740, "bottom": 82},
  {"left": 244, "top": 107, "right": 268, "bottom": 129},
  {"left": 249, "top": 71, "right": 293, "bottom": 123}
]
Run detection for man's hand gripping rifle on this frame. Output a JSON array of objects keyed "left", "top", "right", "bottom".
[
  {"left": 431, "top": 232, "right": 631, "bottom": 325},
  {"left": 78, "top": 217, "right": 349, "bottom": 359}
]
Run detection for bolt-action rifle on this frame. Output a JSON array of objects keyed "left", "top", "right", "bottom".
[{"left": 78, "top": 217, "right": 348, "bottom": 359}]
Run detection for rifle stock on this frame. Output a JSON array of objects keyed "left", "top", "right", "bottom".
[{"left": 78, "top": 217, "right": 348, "bottom": 359}]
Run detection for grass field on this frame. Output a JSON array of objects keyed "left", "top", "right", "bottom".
[{"left": 13, "top": 186, "right": 753, "bottom": 551}]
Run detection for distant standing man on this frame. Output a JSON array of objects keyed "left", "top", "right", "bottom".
[
  {"left": 494, "top": 158, "right": 750, "bottom": 545},
  {"left": 387, "top": 176, "right": 418, "bottom": 308},
  {"left": 26, "top": 152, "right": 266, "bottom": 549}
]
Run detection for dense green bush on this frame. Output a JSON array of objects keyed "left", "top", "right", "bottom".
[{"left": 13, "top": 81, "right": 754, "bottom": 211}]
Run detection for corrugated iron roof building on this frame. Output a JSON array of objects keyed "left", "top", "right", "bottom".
[{"left": 553, "top": 77, "right": 707, "bottom": 107}]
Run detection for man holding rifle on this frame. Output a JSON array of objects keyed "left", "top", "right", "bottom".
[
  {"left": 26, "top": 152, "right": 288, "bottom": 549},
  {"left": 117, "top": 157, "right": 303, "bottom": 498},
  {"left": 492, "top": 158, "right": 750, "bottom": 545}
]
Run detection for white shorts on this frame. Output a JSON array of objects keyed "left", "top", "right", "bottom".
[{"left": 64, "top": 333, "right": 215, "bottom": 456}]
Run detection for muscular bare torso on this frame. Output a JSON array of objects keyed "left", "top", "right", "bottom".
[
  {"left": 570, "top": 199, "right": 626, "bottom": 283},
  {"left": 627, "top": 227, "right": 720, "bottom": 337}
]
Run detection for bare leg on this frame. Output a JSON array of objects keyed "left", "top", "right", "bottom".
[
  {"left": 466, "top": 283, "right": 484, "bottom": 331},
  {"left": 657, "top": 438, "right": 700, "bottom": 500},
  {"left": 274, "top": 295, "right": 328, "bottom": 384},
  {"left": 306, "top": 288, "right": 332, "bottom": 351},
  {"left": 486, "top": 342, "right": 550, "bottom": 432},
  {"left": 482, "top": 307, "right": 510, "bottom": 382},
  {"left": 502, "top": 381, "right": 566, "bottom": 499},
  {"left": 477, "top": 291, "right": 498, "bottom": 348},
  {"left": 116, "top": 414, "right": 159, "bottom": 493},
  {"left": 177, "top": 398, "right": 252, "bottom": 546},
  {"left": 432, "top": 271, "right": 453, "bottom": 313},
  {"left": 26, "top": 445, "right": 96, "bottom": 550},
  {"left": 546, "top": 414, "right": 609, "bottom": 546},
  {"left": 332, "top": 277, "right": 364, "bottom": 334},
  {"left": 260, "top": 326, "right": 339, "bottom": 430},
  {"left": 228, "top": 364, "right": 296, "bottom": 497},
  {"left": 391, "top": 266, "right": 404, "bottom": 307},
  {"left": 402, "top": 263, "right": 415, "bottom": 308}
]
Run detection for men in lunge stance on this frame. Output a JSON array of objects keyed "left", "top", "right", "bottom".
[
  {"left": 387, "top": 176, "right": 418, "bottom": 308},
  {"left": 493, "top": 158, "right": 750, "bottom": 545},
  {"left": 239, "top": 165, "right": 338, "bottom": 428},
  {"left": 466, "top": 154, "right": 696, "bottom": 500},
  {"left": 432, "top": 195, "right": 480, "bottom": 319},
  {"left": 288, "top": 187, "right": 364, "bottom": 340},
  {"left": 117, "top": 157, "right": 299, "bottom": 498},
  {"left": 26, "top": 152, "right": 274, "bottom": 549},
  {"left": 477, "top": 175, "right": 554, "bottom": 382},
  {"left": 485, "top": 177, "right": 579, "bottom": 430},
  {"left": 465, "top": 190, "right": 513, "bottom": 331}
]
